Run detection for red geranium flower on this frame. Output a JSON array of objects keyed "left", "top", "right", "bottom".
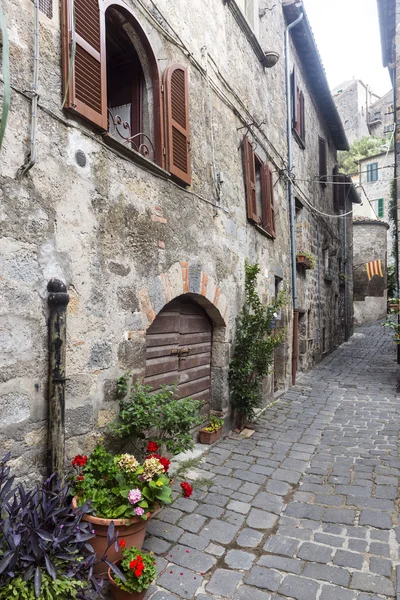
[
  {"left": 147, "top": 441, "right": 159, "bottom": 453},
  {"left": 180, "top": 482, "right": 193, "bottom": 498},
  {"left": 72, "top": 455, "right": 88, "bottom": 467},
  {"left": 119, "top": 538, "right": 126, "bottom": 548},
  {"left": 159, "top": 456, "right": 170, "bottom": 473},
  {"left": 130, "top": 556, "right": 145, "bottom": 577},
  {"left": 76, "top": 475, "right": 84, "bottom": 482}
]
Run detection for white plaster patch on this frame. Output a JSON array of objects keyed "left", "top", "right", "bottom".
[{"left": 0, "top": 392, "right": 30, "bottom": 428}]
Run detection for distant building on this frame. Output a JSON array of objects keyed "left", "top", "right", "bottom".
[
  {"left": 332, "top": 80, "right": 378, "bottom": 144},
  {"left": 369, "top": 91, "right": 396, "bottom": 139}
]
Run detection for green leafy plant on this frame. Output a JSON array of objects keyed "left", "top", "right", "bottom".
[
  {"left": 296, "top": 251, "right": 316, "bottom": 269},
  {"left": 229, "top": 262, "right": 287, "bottom": 428},
  {"left": 72, "top": 443, "right": 172, "bottom": 520},
  {"left": 110, "top": 546, "right": 157, "bottom": 594},
  {"left": 338, "top": 136, "right": 386, "bottom": 174},
  {"left": 202, "top": 416, "right": 224, "bottom": 433},
  {"left": 111, "top": 383, "right": 203, "bottom": 455},
  {"left": 0, "top": 573, "right": 85, "bottom": 600},
  {"left": 382, "top": 316, "right": 400, "bottom": 344}
]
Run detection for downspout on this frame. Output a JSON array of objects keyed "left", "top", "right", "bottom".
[
  {"left": 0, "top": 3, "right": 10, "bottom": 152},
  {"left": 47, "top": 279, "right": 70, "bottom": 481},
  {"left": 285, "top": 5, "right": 304, "bottom": 385},
  {"left": 17, "top": 0, "right": 39, "bottom": 178},
  {"left": 343, "top": 207, "right": 349, "bottom": 341}
]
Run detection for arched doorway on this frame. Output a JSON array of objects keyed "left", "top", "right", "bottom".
[{"left": 144, "top": 296, "right": 213, "bottom": 409}]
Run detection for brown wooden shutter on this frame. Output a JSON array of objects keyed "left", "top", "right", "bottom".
[
  {"left": 163, "top": 64, "right": 191, "bottom": 185},
  {"left": 243, "top": 136, "right": 258, "bottom": 222},
  {"left": 261, "top": 164, "right": 276, "bottom": 238},
  {"left": 319, "top": 137, "right": 327, "bottom": 185},
  {"left": 291, "top": 66, "right": 298, "bottom": 129},
  {"left": 300, "top": 91, "right": 305, "bottom": 140},
  {"left": 269, "top": 167, "right": 276, "bottom": 238},
  {"left": 61, "top": 0, "right": 107, "bottom": 130}
]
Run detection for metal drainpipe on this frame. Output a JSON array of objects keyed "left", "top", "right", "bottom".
[
  {"left": 343, "top": 207, "right": 349, "bottom": 341},
  {"left": 47, "top": 279, "right": 70, "bottom": 481},
  {"left": 285, "top": 7, "right": 303, "bottom": 385},
  {"left": 17, "top": 0, "right": 39, "bottom": 178}
]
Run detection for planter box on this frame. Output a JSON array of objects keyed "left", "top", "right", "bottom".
[
  {"left": 296, "top": 255, "right": 313, "bottom": 270},
  {"left": 199, "top": 428, "right": 222, "bottom": 445},
  {"left": 389, "top": 303, "right": 400, "bottom": 312}
]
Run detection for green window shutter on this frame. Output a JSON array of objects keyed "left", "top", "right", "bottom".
[{"left": 378, "top": 198, "right": 384, "bottom": 218}]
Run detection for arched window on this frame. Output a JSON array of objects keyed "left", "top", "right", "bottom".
[
  {"left": 61, "top": 0, "right": 191, "bottom": 183},
  {"left": 344, "top": 120, "right": 351, "bottom": 130}
]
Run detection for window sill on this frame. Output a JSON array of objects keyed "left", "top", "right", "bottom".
[
  {"left": 103, "top": 134, "right": 171, "bottom": 179},
  {"left": 292, "top": 129, "right": 305, "bottom": 150},
  {"left": 223, "top": 0, "right": 267, "bottom": 67},
  {"left": 254, "top": 223, "right": 275, "bottom": 240}
]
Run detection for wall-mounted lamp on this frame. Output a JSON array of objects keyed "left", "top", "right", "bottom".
[{"left": 263, "top": 51, "right": 280, "bottom": 68}]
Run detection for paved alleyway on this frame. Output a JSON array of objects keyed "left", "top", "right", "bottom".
[{"left": 144, "top": 322, "right": 400, "bottom": 600}]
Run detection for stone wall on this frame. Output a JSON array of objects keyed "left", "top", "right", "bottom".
[
  {"left": 333, "top": 81, "right": 370, "bottom": 145},
  {"left": 353, "top": 220, "right": 388, "bottom": 326},
  {"left": 0, "top": 0, "right": 352, "bottom": 480}
]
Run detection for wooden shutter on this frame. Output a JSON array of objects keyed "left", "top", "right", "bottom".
[
  {"left": 378, "top": 198, "right": 384, "bottom": 217},
  {"left": 243, "top": 136, "right": 258, "bottom": 222},
  {"left": 61, "top": 0, "right": 107, "bottom": 130},
  {"left": 319, "top": 137, "right": 327, "bottom": 185},
  {"left": 261, "top": 164, "right": 276, "bottom": 238},
  {"left": 291, "top": 66, "right": 298, "bottom": 129},
  {"left": 299, "top": 91, "right": 305, "bottom": 140},
  {"left": 163, "top": 64, "right": 191, "bottom": 185}
]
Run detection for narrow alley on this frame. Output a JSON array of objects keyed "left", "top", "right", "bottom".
[{"left": 144, "top": 321, "right": 400, "bottom": 600}]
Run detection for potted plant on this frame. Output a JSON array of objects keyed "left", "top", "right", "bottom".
[
  {"left": 0, "top": 452, "right": 118, "bottom": 600},
  {"left": 71, "top": 441, "right": 172, "bottom": 574},
  {"left": 296, "top": 251, "right": 316, "bottom": 270},
  {"left": 108, "top": 546, "right": 157, "bottom": 600},
  {"left": 199, "top": 416, "right": 224, "bottom": 444},
  {"left": 388, "top": 297, "right": 399, "bottom": 312}
]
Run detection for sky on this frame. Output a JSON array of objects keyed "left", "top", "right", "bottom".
[{"left": 304, "top": 0, "right": 392, "bottom": 97}]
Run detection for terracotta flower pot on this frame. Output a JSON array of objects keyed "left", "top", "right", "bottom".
[
  {"left": 296, "top": 255, "right": 313, "bottom": 270},
  {"left": 108, "top": 566, "right": 147, "bottom": 600},
  {"left": 199, "top": 428, "right": 222, "bottom": 445},
  {"left": 72, "top": 497, "right": 157, "bottom": 576}
]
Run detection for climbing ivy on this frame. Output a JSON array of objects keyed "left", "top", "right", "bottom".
[{"left": 229, "top": 262, "right": 287, "bottom": 428}]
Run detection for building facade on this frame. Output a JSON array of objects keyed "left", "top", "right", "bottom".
[
  {"left": 332, "top": 80, "right": 377, "bottom": 144},
  {"left": 369, "top": 90, "right": 396, "bottom": 138},
  {"left": 0, "top": 0, "right": 355, "bottom": 479}
]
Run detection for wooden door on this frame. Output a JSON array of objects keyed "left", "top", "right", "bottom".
[{"left": 144, "top": 297, "right": 212, "bottom": 405}]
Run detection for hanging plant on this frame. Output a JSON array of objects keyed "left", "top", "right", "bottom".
[
  {"left": 229, "top": 261, "right": 287, "bottom": 429},
  {"left": 296, "top": 251, "right": 316, "bottom": 270}
]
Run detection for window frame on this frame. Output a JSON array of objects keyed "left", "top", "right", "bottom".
[
  {"left": 243, "top": 136, "right": 276, "bottom": 239},
  {"left": 366, "top": 162, "right": 379, "bottom": 182},
  {"left": 372, "top": 198, "right": 384, "bottom": 218},
  {"left": 291, "top": 66, "right": 305, "bottom": 148}
]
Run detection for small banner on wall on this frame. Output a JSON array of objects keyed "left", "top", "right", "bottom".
[{"left": 366, "top": 260, "right": 383, "bottom": 280}]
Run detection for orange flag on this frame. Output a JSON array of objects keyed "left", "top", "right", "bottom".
[{"left": 366, "top": 260, "right": 383, "bottom": 280}]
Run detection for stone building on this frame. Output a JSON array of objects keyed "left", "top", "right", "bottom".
[
  {"left": 0, "top": 0, "right": 357, "bottom": 479},
  {"left": 369, "top": 90, "right": 396, "bottom": 139},
  {"left": 353, "top": 217, "right": 389, "bottom": 326},
  {"left": 332, "top": 79, "right": 378, "bottom": 145},
  {"left": 355, "top": 149, "right": 395, "bottom": 263}
]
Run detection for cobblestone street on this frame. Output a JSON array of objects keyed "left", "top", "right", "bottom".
[{"left": 144, "top": 322, "right": 400, "bottom": 600}]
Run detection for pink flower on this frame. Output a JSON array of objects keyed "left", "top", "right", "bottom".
[
  {"left": 128, "top": 489, "right": 142, "bottom": 505},
  {"left": 135, "top": 506, "right": 145, "bottom": 516}
]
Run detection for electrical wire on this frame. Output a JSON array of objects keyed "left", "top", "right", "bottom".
[{"left": 0, "top": 3, "right": 10, "bottom": 152}]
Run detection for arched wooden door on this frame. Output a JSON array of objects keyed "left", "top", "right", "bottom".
[{"left": 144, "top": 296, "right": 212, "bottom": 405}]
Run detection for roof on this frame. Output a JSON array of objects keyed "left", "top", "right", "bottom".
[
  {"left": 357, "top": 148, "right": 395, "bottom": 163},
  {"left": 353, "top": 216, "right": 390, "bottom": 229},
  {"left": 377, "top": 0, "right": 396, "bottom": 67},
  {"left": 344, "top": 174, "right": 362, "bottom": 204},
  {"left": 282, "top": 1, "right": 349, "bottom": 151}
]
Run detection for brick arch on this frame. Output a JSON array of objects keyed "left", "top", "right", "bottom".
[
  {"left": 138, "top": 262, "right": 230, "bottom": 415},
  {"left": 138, "top": 261, "right": 230, "bottom": 330}
]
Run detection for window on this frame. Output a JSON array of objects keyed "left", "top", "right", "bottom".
[
  {"left": 243, "top": 136, "right": 276, "bottom": 238},
  {"left": 38, "top": 0, "right": 53, "bottom": 18},
  {"left": 371, "top": 198, "right": 384, "bottom": 218},
  {"left": 236, "top": 0, "right": 257, "bottom": 32},
  {"left": 387, "top": 104, "right": 394, "bottom": 115},
  {"left": 344, "top": 120, "right": 351, "bottom": 130},
  {"left": 366, "top": 162, "right": 378, "bottom": 182},
  {"left": 384, "top": 124, "right": 394, "bottom": 134},
  {"left": 291, "top": 66, "right": 305, "bottom": 146},
  {"left": 61, "top": 0, "right": 191, "bottom": 184},
  {"left": 318, "top": 137, "right": 327, "bottom": 186}
]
